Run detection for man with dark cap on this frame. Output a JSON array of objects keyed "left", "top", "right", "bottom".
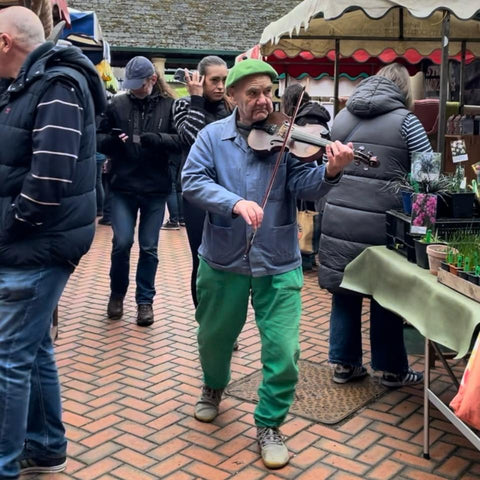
[
  {"left": 0, "top": 6, "right": 106, "bottom": 478},
  {"left": 182, "top": 58, "right": 354, "bottom": 469},
  {"left": 97, "top": 56, "right": 180, "bottom": 327}
]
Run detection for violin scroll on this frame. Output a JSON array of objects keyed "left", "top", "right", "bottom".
[{"left": 354, "top": 146, "right": 379, "bottom": 168}]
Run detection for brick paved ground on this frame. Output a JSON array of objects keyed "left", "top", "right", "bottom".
[{"left": 28, "top": 221, "right": 480, "bottom": 479}]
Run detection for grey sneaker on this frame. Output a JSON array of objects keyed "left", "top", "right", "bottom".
[
  {"left": 137, "top": 304, "right": 154, "bottom": 327},
  {"left": 19, "top": 456, "right": 67, "bottom": 474},
  {"left": 194, "top": 385, "right": 223, "bottom": 423},
  {"left": 332, "top": 364, "right": 368, "bottom": 384},
  {"left": 257, "top": 426, "right": 289, "bottom": 469}
]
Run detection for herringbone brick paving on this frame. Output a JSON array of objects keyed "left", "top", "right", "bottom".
[{"left": 26, "top": 221, "right": 480, "bottom": 479}]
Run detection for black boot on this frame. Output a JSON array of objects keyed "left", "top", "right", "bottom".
[
  {"left": 137, "top": 304, "right": 154, "bottom": 327},
  {"left": 107, "top": 294, "right": 123, "bottom": 320}
]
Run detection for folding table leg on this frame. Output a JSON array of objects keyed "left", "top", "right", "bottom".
[{"left": 423, "top": 337, "right": 431, "bottom": 459}]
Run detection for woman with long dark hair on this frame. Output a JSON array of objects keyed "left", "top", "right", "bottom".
[{"left": 173, "top": 56, "right": 233, "bottom": 307}]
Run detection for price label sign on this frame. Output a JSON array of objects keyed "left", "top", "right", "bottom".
[{"left": 450, "top": 139, "right": 468, "bottom": 163}]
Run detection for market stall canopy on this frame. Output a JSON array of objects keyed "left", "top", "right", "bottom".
[
  {"left": 60, "top": 8, "right": 118, "bottom": 93},
  {"left": 260, "top": 0, "right": 480, "bottom": 61},
  {"left": 61, "top": 9, "right": 109, "bottom": 64},
  {"left": 259, "top": 0, "right": 480, "bottom": 162},
  {"left": 61, "top": 9, "right": 103, "bottom": 44}
]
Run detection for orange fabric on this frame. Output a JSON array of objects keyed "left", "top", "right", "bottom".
[{"left": 450, "top": 332, "right": 480, "bottom": 430}]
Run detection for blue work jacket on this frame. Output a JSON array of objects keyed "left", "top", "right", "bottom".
[{"left": 182, "top": 111, "right": 339, "bottom": 277}]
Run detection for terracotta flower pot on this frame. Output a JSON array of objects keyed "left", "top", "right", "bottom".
[
  {"left": 449, "top": 264, "right": 461, "bottom": 276},
  {"left": 426, "top": 244, "right": 450, "bottom": 276}
]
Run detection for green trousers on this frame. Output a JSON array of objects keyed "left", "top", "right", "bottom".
[{"left": 196, "top": 258, "right": 303, "bottom": 427}]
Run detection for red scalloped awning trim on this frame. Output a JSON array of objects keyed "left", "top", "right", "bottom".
[
  {"left": 270, "top": 48, "right": 475, "bottom": 65},
  {"left": 267, "top": 53, "right": 419, "bottom": 78}
]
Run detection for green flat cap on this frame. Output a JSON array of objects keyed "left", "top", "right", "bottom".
[{"left": 226, "top": 59, "right": 277, "bottom": 88}]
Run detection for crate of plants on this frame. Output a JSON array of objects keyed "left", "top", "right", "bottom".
[
  {"left": 386, "top": 167, "right": 480, "bottom": 263},
  {"left": 436, "top": 231, "right": 480, "bottom": 303}
]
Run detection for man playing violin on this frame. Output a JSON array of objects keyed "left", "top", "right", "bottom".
[{"left": 182, "top": 59, "right": 354, "bottom": 470}]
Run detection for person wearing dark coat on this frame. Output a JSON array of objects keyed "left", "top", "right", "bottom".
[
  {"left": 97, "top": 56, "right": 181, "bottom": 327},
  {"left": 282, "top": 84, "right": 331, "bottom": 262},
  {"left": 318, "top": 63, "right": 432, "bottom": 387},
  {"left": 0, "top": 7, "right": 106, "bottom": 478},
  {"left": 282, "top": 83, "right": 331, "bottom": 131}
]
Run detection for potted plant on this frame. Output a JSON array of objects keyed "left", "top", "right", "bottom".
[
  {"left": 444, "top": 247, "right": 456, "bottom": 273},
  {"left": 451, "top": 254, "right": 464, "bottom": 277},
  {"left": 426, "top": 244, "right": 450, "bottom": 275},
  {"left": 459, "top": 242, "right": 480, "bottom": 285},
  {"left": 459, "top": 256, "right": 472, "bottom": 280},
  {"left": 446, "top": 230, "right": 480, "bottom": 280},
  {"left": 387, "top": 172, "right": 416, "bottom": 215},
  {"left": 468, "top": 177, "right": 479, "bottom": 211},
  {"left": 414, "top": 229, "right": 443, "bottom": 269},
  {"left": 466, "top": 265, "right": 480, "bottom": 286},
  {"left": 387, "top": 172, "right": 452, "bottom": 217},
  {"left": 446, "top": 165, "right": 476, "bottom": 218}
]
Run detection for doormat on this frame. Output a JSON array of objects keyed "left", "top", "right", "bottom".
[{"left": 226, "top": 360, "right": 388, "bottom": 425}]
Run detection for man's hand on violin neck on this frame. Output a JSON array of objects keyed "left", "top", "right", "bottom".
[
  {"left": 233, "top": 200, "right": 264, "bottom": 230},
  {"left": 325, "top": 141, "right": 354, "bottom": 179}
]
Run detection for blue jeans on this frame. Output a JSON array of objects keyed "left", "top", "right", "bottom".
[
  {"left": 95, "top": 160, "right": 105, "bottom": 215},
  {"left": 110, "top": 191, "right": 166, "bottom": 304},
  {"left": 328, "top": 291, "right": 409, "bottom": 374},
  {"left": 166, "top": 184, "right": 184, "bottom": 223},
  {"left": 0, "top": 265, "right": 71, "bottom": 479},
  {"left": 101, "top": 173, "right": 112, "bottom": 222}
]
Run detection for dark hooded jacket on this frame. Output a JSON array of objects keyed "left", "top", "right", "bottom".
[
  {"left": 318, "top": 75, "right": 410, "bottom": 290},
  {"left": 0, "top": 42, "right": 106, "bottom": 268},
  {"left": 295, "top": 101, "right": 331, "bottom": 131},
  {"left": 97, "top": 87, "right": 180, "bottom": 195}
]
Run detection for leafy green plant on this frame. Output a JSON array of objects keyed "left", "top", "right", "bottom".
[
  {"left": 445, "top": 230, "right": 480, "bottom": 270},
  {"left": 387, "top": 171, "right": 453, "bottom": 195},
  {"left": 419, "top": 229, "right": 442, "bottom": 244},
  {"left": 451, "top": 164, "right": 467, "bottom": 193}
]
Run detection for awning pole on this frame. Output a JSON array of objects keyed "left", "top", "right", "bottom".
[
  {"left": 333, "top": 39, "right": 340, "bottom": 117},
  {"left": 459, "top": 41, "right": 466, "bottom": 115},
  {"left": 437, "top": 11, "right": 450, "bottom": 167}
]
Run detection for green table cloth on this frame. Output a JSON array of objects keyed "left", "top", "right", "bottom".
[{"left": 340, "top": 246, "right": 480, "bottom": 358}]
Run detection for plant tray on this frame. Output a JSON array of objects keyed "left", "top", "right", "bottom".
[{"left": 437, "top": 269, "right": 480, "bottom": 304}]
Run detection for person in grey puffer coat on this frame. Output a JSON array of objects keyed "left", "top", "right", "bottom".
[{"left": 318, "top": 63, "right": 432, "bottom": 388}]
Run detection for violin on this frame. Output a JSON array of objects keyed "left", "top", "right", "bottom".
[{"left": 248, "top": 111, "right": 379, "bottom": 168}]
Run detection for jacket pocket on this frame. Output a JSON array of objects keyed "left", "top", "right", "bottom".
[
  {"left": 203, "top": 218, "right": 237, "bottom": 265},
  {"left": 259, "top": 221, "right": 299, "bottom": 266}
]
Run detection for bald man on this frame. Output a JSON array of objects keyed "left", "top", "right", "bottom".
[{"left": 0, "top": 7, "right": 106, "bottom": 479}]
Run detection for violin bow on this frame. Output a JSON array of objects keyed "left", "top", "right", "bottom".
[{"left": 243, "top": 85, "right": 307, "bottom": 260}]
